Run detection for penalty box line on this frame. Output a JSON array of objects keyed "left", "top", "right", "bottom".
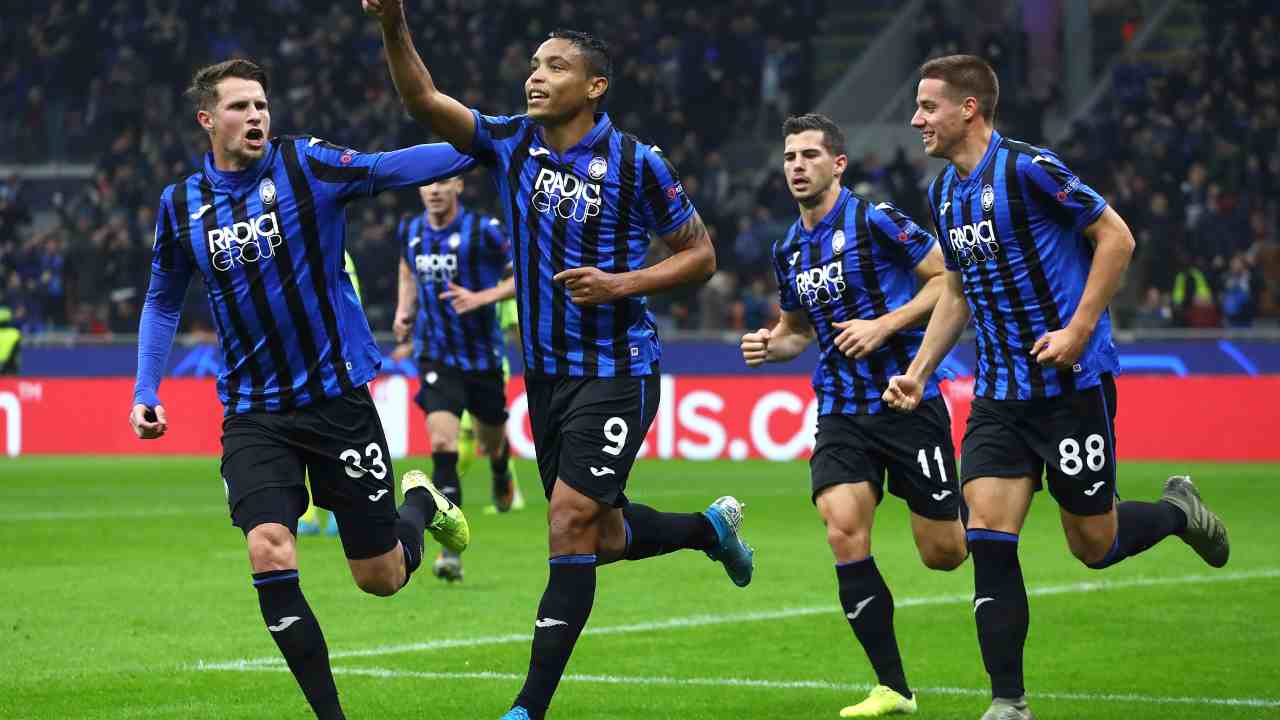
[
  {"left": 215, "top": 665, "right": 1280, "bottom": 709},
  {"left": 197, "top": 568, "right": 1280, "bottom": 670}
]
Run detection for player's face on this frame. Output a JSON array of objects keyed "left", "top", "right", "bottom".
[
  {"left": 525, "top": 39, "right": 605, "bottom": 123},
  {"left": 419, "top": 178, "right": 462, "bottom": 215},
  {"left": 783, "top": 130, "right": 846, "bottom": 204},
  {"left": 912, "top": 78, "right": 965, "bottom": 159},
  {"left": 200, "top": 78, "right": 270, "bottom": 166}
]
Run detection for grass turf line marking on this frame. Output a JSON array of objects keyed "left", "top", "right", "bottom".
[
  {"left": 197, "top": 567, "right": 1280, "bottom": 669},
  {"left": 212, "top": 665, "right": 1280, "bottom": 708}
]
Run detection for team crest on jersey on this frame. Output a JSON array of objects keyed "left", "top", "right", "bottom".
[
  {"left": 588, "top": 156, "right": 608, "bottom": 181},
  {"left": 448, "top": 233, "right": 461, "bottom": 249},
  {"left": 259, "top": 178, "right": 276, "bottom": 206},
  {"left": 832, "top": 229, "right": 846, "bottom": 253},
  {"left": 981, "top": 184, "right": 995, "bottom": 212}
]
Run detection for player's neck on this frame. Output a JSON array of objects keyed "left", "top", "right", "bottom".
[
  {"left": 210, "top": 146, "right": 254, "bottom": 173},
  {"left": 539, "top": 110, "right": 597, "bottom": 154},
  {"left": 427, "top": 204, "right": 459, "bottom": 230},
  {"left": 951, "top": 124, "right": 995, "bottom": 179},
  {"left": 797, "top": 184, "right": 842, "bottom": 231}
]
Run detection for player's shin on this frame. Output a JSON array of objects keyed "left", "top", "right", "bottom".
[
  {"left": 968, "top": 530, "right": 1029, "bottom": 701},
  {"left": 513, "top": 555, "right": 597, "bottom": 718},
  {"left": 837, "top": 557, "right": 911, "bottom": 698},
  {"left": 620, "top": 503, "right": 718, "bottom": 560},
  {"left": 432, "top": 451, "right": 461, "bottom": 506},
  {"left": 253, "top": 570, "right": 345, "bottom": 720}
]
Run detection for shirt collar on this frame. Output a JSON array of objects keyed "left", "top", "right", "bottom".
[
  {"left": 532, "top": 113, "right": 613, "bottom": 158},
  {"left": 202, "top": 145, "right": 273, "bottom": 194},
  {"left": 800, "top": 187, "right": 851, "bottom": 235},
  {"left": 956, "top": 129, "right": 1002, "bottom": 187}
]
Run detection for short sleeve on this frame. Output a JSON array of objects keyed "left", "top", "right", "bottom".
[
  {"left": 638, "top": 145, "right": 696, "bottom": 237},
  {"left": 1019, "top": 150, "right": 1107, "bottom": 233},
  {"left": 470, "top": 110, "right": 526, "bottom": 169},
  {"left": 297, "top": 137, "right": 380, "bottom": 201},
  {"left": 773, "top": 245, "right": 800, "bottom": 312},
  {"left": 868, "top": 200, "right": 937, "bottom": 269}
]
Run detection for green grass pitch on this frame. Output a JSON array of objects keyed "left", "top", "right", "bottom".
[{"left": 1, "top": 457, "right": 1276, "bottom": 719}]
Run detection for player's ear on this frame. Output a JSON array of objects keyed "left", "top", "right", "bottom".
[
  {"left": 196, "top": 109, "right": 214, "bottom": 134},
  {"left": 963, "top": 96, "right": 979, "bottom": 122},
  {"left": 832, "top": 153, "right": 848, "bottom": 178},
  {"left": 587, "top": 75, "right": 608, "bottom": 103}
]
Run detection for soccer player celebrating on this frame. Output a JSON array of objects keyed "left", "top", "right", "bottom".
[
  {"left": 128, "top": 59, "right": 476, "bottom": 720},
  {"left": 393, "top": 177, "right": 520, "bottom": 581},
  {"left": 741, "top": 113, "right": 965, "bottom": 718},
  {"left": 885, "top": 55, "right": 1229, "bottom": 720},
  {"left": 365, "top": 3, "right": 755, "bottom": 718}
]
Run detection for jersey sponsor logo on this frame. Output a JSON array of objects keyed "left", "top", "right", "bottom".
[
  {"left": 207, "top": 211, "right": 284, "bottom": 271},
  {"left": 794, "top": 260, "right": 846, "bottom": 307},
  {"left": 259, "top": 178, "right": 276, "bottom": 206},
  {"left": 946, "top": 219, "right": 1000, "bottom": 266},
  {"left": 415, "top": 253, "right": 458, "bottom": 283},
  {"left": 981, "top": 184, "right": 995, "bottom": 212},
  {"left": 832, "top": 229, "right": 846, "bottom": 253},
  {"left": 588, "top": 156, "right": 608, "bottom": 180},
  {"left": 531, "top": 167, "right": 602, "bottom": 222}
]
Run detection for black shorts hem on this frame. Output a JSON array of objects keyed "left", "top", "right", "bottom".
[
  {"left": 959, "top": 467, "right": 1041, "bottom": 484},
  {"left": 809, "top": 477, "right": 883, "bottom": 506}
]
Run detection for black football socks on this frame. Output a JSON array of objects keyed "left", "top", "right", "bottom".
[
  {"left": 432, "top": 450, "right": 461, "bottom": 506},
  {"left": 621, "top": 503, "right": 718, "bottom": 560},
  {"left": 491, "top": 443, "right": 512, "bottom": 494},
  {"left": 513, "top": 555, "right": 597, "bottom": 719},
  {"left": 1087, "top": 500, "right": 1188, "bottom": 569},
  {"left": 968, "top": 530, "right": 1029, "bottom": 700},
  {"left": 395, "top": 487, "right": 440, "bottom": 583},
  {"left": 253, "top": 570, "right": 345, "bottom": 720},
  {"left": 836, "top": 557, "right": 911, "bottom": 698}
]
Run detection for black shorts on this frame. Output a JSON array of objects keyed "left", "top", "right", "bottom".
[
  {"left": 525, "top": 374, "right": 659, "bottom": 508},
  {"left": 415, "top": 358, "right": 509, "bottom": 426},
  {"left": 810, "top": 397, "right": 961, "bottom": 521},
  {"left": 220, "top": 386, "right": 399, "bottom": 559},
  {"left": 960, "top": 373, "right": 1118, "bottom": 516}
]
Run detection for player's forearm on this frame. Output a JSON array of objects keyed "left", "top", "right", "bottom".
[
  {"left": 616, "top": 241, "right": 715, "bottom": 298},
  {"left": 396, "top": 265, "right": 417, "bottom": 316},
  {"left": 880, "top": 272, "right": 945, "bottom": 334},
  {"left": 765, "top": 323, "right": 813, "bottom": 362},
  {"left": 371, "top": 144, "right": 478, "bottom": 195},
  {"left": 905, "top": 279, "right": 969, "bottom": 383},
  {"left": 480, "top": 276, "right": 517, "bottom": 305},
  {"left": 133, "top": 296, "right": 183, "bottom": 408},
  {"left": 1071, "top": 214, "right": 1135, "bottom": 333},
  {"left": 377, "top": 13, "right": 473, "bottom": 149}
]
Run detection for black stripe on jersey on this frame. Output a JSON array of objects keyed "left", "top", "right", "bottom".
[
  {"left": 861, "top": 204, "right": 915, "bottom": 375},
  {"left": 458, "top": 218, "right": 483, "bottom": 369},
  {"left": 980, "top": 156, "right": 1045, "bottom": 398},
  {"left": 1002, "top": 145, "right": 1074, "bottom": 395},
  {"left": 611, "top": 135, "right": 640, "bottom": 376},
  {"left": 155, "top": 201, "right": 178, "bottom": 271},
  {"left": 484, "top": 117, "right": 524, "bottom": 142},
  {"left": 824, "top": 211, "right": 860, "bottom": 413},
  {"left": 546, "top": 160, "right": 572, "bottom": 376},
  {"left": 260, "top": 184, "right": 328, "bottom": 405},
  {"left": 640, "top": 157, "right": 674, "bottom": 240},
  {"left": 280, "top": 140, "right": 354, "bottom": 394},
  {"left": 577, "top": 135, "right": 612, "bottom": 375},
  {"left": 927, "top": 176, "right": 947, "bottom": 261},
  {"left": 306, "top": 156, "right": 371, "bottom": 185},
  {"left": 229, "top": 193, "right": 298, "bottom": 409},
  {"left": 194, "top": 182, "right": 262, "bottom": 411},
  {"left": 512, "top": 138, "right": 546, "bottom": 375},
  {"left": 1003, "top": 140, "right": 1080, "bottom": 235},
  {"left": 943, "top": 177, "right": 999, "bottom": 395},
  {"left": 961, "top": 178, "right": 1017, "bottom": 399},
  {"left": 852, "top": 199, "right": 893, "bottom": 394}
]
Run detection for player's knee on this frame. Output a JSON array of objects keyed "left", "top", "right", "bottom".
[
  {"left": 1070, "top": 535, "right": 1113, "bottom": 567},
  {"left": 825, "top": 523, "right": 870, "bottom": 560},
  {"left": 430, "top": 435, "right": 458, "bottom": 454},
  {"left": 547, "top": 504, "right": 595, "bottom": 546},
  {"left": 246, "top": 525, "right": 295, "bottom": 571}
]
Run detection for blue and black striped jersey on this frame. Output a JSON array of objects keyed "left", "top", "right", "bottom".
[
  {"left": 774, "top": 188, "right": 942, "bottom": 415},
  {"left": 929, "top": 130, "right": 1117, "bottom": 400},
  {"left": 141, "top": 137, "right": 476, "bottom": 414},
  {"left": 400, "top": 206, "right": 510, "bottom": 372},
  {"left": 468, "top": 111, "right": 695, "bottom": 377}
]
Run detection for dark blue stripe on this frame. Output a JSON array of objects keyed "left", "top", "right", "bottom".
[
  {"left": 966, "top": 529, "right": 1019, "bottom": 543},
  {"left": 549, "top": 554, "right": 597, "bottom": 565},
  {"left": 835, "top": 555, "right": 874, "bottom": 568},
  {"left": 252, "top": 570, "right": 299, "bottom": 586}
]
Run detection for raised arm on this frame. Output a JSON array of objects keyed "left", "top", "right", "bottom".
[{"left": 364, "top": 0, "right": 477, "bottom": 151}]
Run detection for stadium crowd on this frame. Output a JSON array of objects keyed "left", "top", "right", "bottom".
[{"left": 1, "top": 0, "right": 1276, "bottom": 338}]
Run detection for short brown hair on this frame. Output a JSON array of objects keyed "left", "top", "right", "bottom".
[
  {"left": 782, "top": 113, "right": 847, "bottom": 157},
  {"left": 919, "top": 54, "right": 999, "bottom": 122},
  {"left": 185, "top": 59, "right": 269, "bottom": 112}
]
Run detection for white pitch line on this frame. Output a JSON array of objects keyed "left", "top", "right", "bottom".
[
  {"left": 0, "top": 508, "right": 208, "bottom": 522},
  {"left": 196, "top": 567, "right": 1280, "bottom": 670},
  {"left": 211, "top": 665, "right": 1280, "bottom": 709}
]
